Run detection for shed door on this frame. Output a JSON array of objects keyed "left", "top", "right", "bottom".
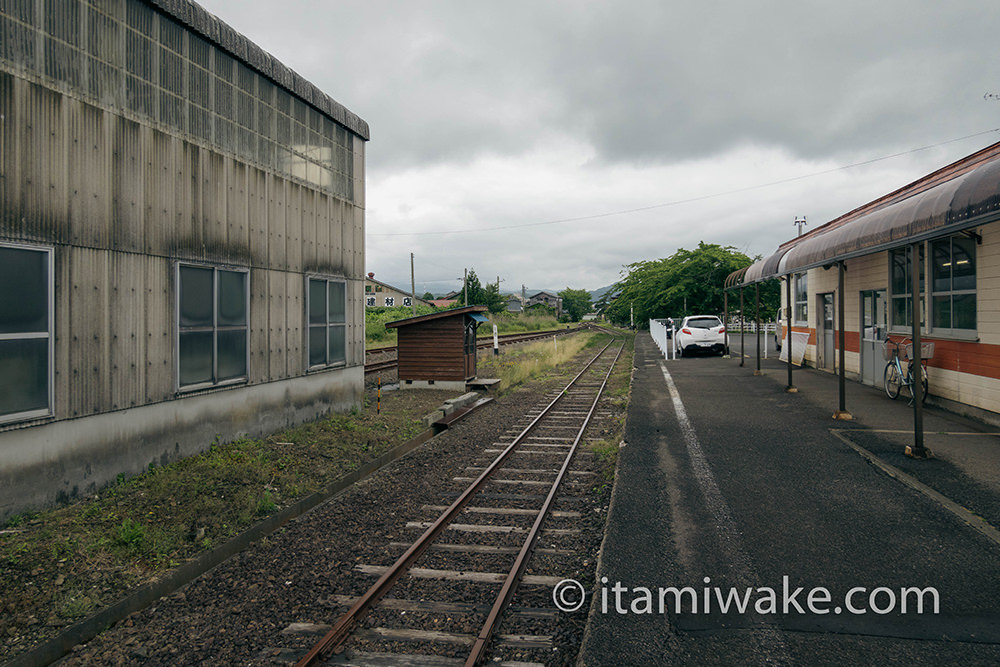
[{"left": 464, "top": 320, "right": 478, "bottom": 380}]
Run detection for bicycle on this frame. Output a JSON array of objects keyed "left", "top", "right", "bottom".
[{"left": 883, "top": 338, "right": 931, "bottom": 404}]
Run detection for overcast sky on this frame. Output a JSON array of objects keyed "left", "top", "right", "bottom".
[{"left": 196, "top": 0, "right": 1000, "bottom": 296}]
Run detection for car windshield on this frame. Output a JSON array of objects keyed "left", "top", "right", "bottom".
[{"left": 686, "top": 317, "right": 721, "bottom": 329}]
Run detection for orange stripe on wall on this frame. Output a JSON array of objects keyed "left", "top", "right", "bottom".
[{"left": 781, "top": 328, "right": 1000, "bottom": 380}]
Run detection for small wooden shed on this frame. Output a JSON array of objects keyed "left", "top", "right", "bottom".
[{"left": 386, "top": 306, "right": 490, "bottom": 390}]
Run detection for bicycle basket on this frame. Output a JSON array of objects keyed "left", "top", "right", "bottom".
[
  {"left": 902, "top": 342, "right": 935, "bottom": 361},
  {"left": 881, "top": 340, "right": 898, "bottom": 361}
]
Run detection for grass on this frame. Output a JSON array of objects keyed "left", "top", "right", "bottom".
[
  {"left": 0, "top": 389, "right": 445, "bottom": 660},
  {"left": 365, "top": 306, "right": 567, "bottom": 349},
  {"left": 477, "top": 331, "right": 596, "bottom": 394},
  {"left": 0, "top": 327, "right": 634, "bottom": 662}
]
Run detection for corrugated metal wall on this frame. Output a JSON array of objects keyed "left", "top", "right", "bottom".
[{"left": 1, "top": 59, "right": 365, "bottom": 426}]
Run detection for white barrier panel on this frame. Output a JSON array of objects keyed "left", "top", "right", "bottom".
[
  {"left": 778, "top": 331, "right": 810, "bottom": 366},
  {"left": 649, "top": 319, "right": 676, "bottom": 360}
]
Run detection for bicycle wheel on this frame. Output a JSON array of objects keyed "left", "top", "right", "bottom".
[
  {"left": 907, "top": 362, "right": 929, "bottom": 403},
  {"left": 884, "top": 362, "right": 902, "bottom": 399}
]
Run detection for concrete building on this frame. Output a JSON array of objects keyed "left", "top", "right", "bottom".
[
  {"left": 0, "top": 0, "right": 369, "bottom": 520},
  {"left": 734, "top": 141, "right": 1000, "bottom": 424}
]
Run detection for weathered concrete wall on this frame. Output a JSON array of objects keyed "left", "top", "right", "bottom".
[{"left": 0, "top": 365, "right": 363, "bottom": 522}]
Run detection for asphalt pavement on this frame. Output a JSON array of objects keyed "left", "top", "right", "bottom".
[{"left": 577, "top": 332, "right": 1000, "bottom": 666}]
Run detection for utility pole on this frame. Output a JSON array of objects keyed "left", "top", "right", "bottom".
[
  {"left": 794, "top": 216, "right": 808, "bottom": 236},
  {"left": 410, "top": 253, "right": 416, "bottom": 315},
  {"left": 463, "top": 268, "right": 468, "bottom": 306}
]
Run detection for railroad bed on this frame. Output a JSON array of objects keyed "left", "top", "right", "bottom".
[{"left": 56, "top": 338, "right": 629, "bottom": 667}]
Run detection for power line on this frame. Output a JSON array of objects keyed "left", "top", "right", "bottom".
[{"left": 369, "top": 128, "right": 1000, "bottom": 238}]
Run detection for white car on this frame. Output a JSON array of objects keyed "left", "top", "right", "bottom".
[{"left": 673, "top": 315, "right": 728, "bottom": 357}]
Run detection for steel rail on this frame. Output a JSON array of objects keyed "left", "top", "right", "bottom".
[
  {"left": 465, "top": 340, "right": 625, "bottom": 666},
  {"left": 294, "top": 338, "right": 617, "bottom": 667}
]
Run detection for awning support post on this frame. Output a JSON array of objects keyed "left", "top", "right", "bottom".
[
  {"left": 785, "top": 275, "right": 796, "bottom": 392},
  {"left": 723, "top": 289, "right": 730, "bottom": 358},
  {"left": 834, "top": 261, "right": 852, "bottom": 419},
  {"left": 739, "top": 286, "right": 745, "bottom": 367},
  {"left": 907, "top": 242, "right": 930, "bottom": 458},
  {"left": 754, "top": 283, "right": 763, "bottom": 376}
]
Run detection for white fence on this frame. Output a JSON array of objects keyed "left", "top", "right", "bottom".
[{"left": 649, "top": 318, "right": 676, "bottom": 360}]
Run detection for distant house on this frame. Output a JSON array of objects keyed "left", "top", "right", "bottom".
[
  {"left": 527, "top": 291, "right": 562, "bottom": 315},
  {"left": 364, "top": 273, "right": 432, "bottom": 309},
  {"left": 506, "top": 295, "right": 524, "bottom": 313},
  {"left": 429, "top": 299, "right": 459, "bottom": 308}
]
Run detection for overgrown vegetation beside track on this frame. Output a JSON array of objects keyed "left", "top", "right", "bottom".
[
  {"left": 0, "top": 327, "right": 634, "bottom": 662},
  {"left": 0, "top": 390, "right": 444, "bottom": 660},
  {"left": 365, "top": 305, "right": 565, "bottom": 348}
]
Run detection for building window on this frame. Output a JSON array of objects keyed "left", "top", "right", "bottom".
[
  {"left": 0, "top": 245, "right": 53, "bottom": 423},
  {"left": 308, "top": 278, "right": 346, "bottom": 367},
  {"left": 793, "top": 273, "right": 808, "bottom": 323},
  {"left": 890, "top": 245, "right": 925, "bottom": 330},
  {"left": 930, "top": 235, "right": 976, "bottom": 333},
  {"left": 178, "top": 265, "right": 249, "bottom": 389}
]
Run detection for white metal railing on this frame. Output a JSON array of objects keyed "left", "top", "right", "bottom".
[
  {"left": 649, "top": 318, "right": 676, "bottom": 360},
  {"left": 726, "top": 319, "right": 777, "bottom": 334}
]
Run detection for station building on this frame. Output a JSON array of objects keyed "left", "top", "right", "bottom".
[
  {"left": 0, "top": 0, "right": 369, "bottom": 520},
  {"left": 736, "top": 141, "right": 1000, "bottom": 424}
]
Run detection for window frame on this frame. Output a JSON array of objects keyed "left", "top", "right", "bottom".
[
  {"left": 0, "top": 243, "right": 54, "bottom": 424},
  {"left": 306, "top": 276, "right": 348, "bottom": 370},
  {"left": 929, "top": 235, "right": 977, "bottom": 338},
  {"left": 175, "top": 262, "right": 250, "bottom": 392},
  {"left": 888, "top": 236, "right": 976, "bottom": 339},
  {"left": 793, "top": 273, "right": 808, "bottom": 325}
]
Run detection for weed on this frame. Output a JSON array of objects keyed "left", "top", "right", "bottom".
[
  {"left": 114, "top": 519, "right": 146, "bottom": 549},
  {"left": 256, "top": 490, "right": 277, "bottom": 516},
  {"left": 58, "top": 591, "right": 97, "bottom": 619}
]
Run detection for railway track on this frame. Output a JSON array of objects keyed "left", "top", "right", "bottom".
[{"left": 291, "top": 337, "right": 625, "bottom": 666}]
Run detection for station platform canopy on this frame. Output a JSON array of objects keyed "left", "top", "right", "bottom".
[{"left": 727, "top": 140, "right": 1000, "bottom": 287}]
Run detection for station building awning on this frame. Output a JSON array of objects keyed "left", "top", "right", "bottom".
[{"left": 738, "top": 142, "right": 1000, "bottom": 283}]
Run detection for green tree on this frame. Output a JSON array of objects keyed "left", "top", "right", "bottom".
[
  {"left": 464, "top": 269, "right": 505, "bottom": 313},
  {"left": 421, "top": 291, "right": 435, "bottom": 301},
  {"left": 558, "top": 288, "right": 592, "bottom": 322},
  {"left": 605, "top": 242, "right": 755, "bottom": 327}
]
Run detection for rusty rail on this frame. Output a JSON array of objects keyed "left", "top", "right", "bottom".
[
  {"left": 295, "top": 338, "right": 618, "bottom": 667},
  {"left": 465, "top": 340, "right": 624, "bottom": 666}
]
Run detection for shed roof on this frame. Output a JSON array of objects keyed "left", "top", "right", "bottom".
[
  {"left": 385, "top": 305, "right": 488, "bottom": 329},
  {"left": 736, "top": 140, "right": 1000, "bottom": 284}
]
